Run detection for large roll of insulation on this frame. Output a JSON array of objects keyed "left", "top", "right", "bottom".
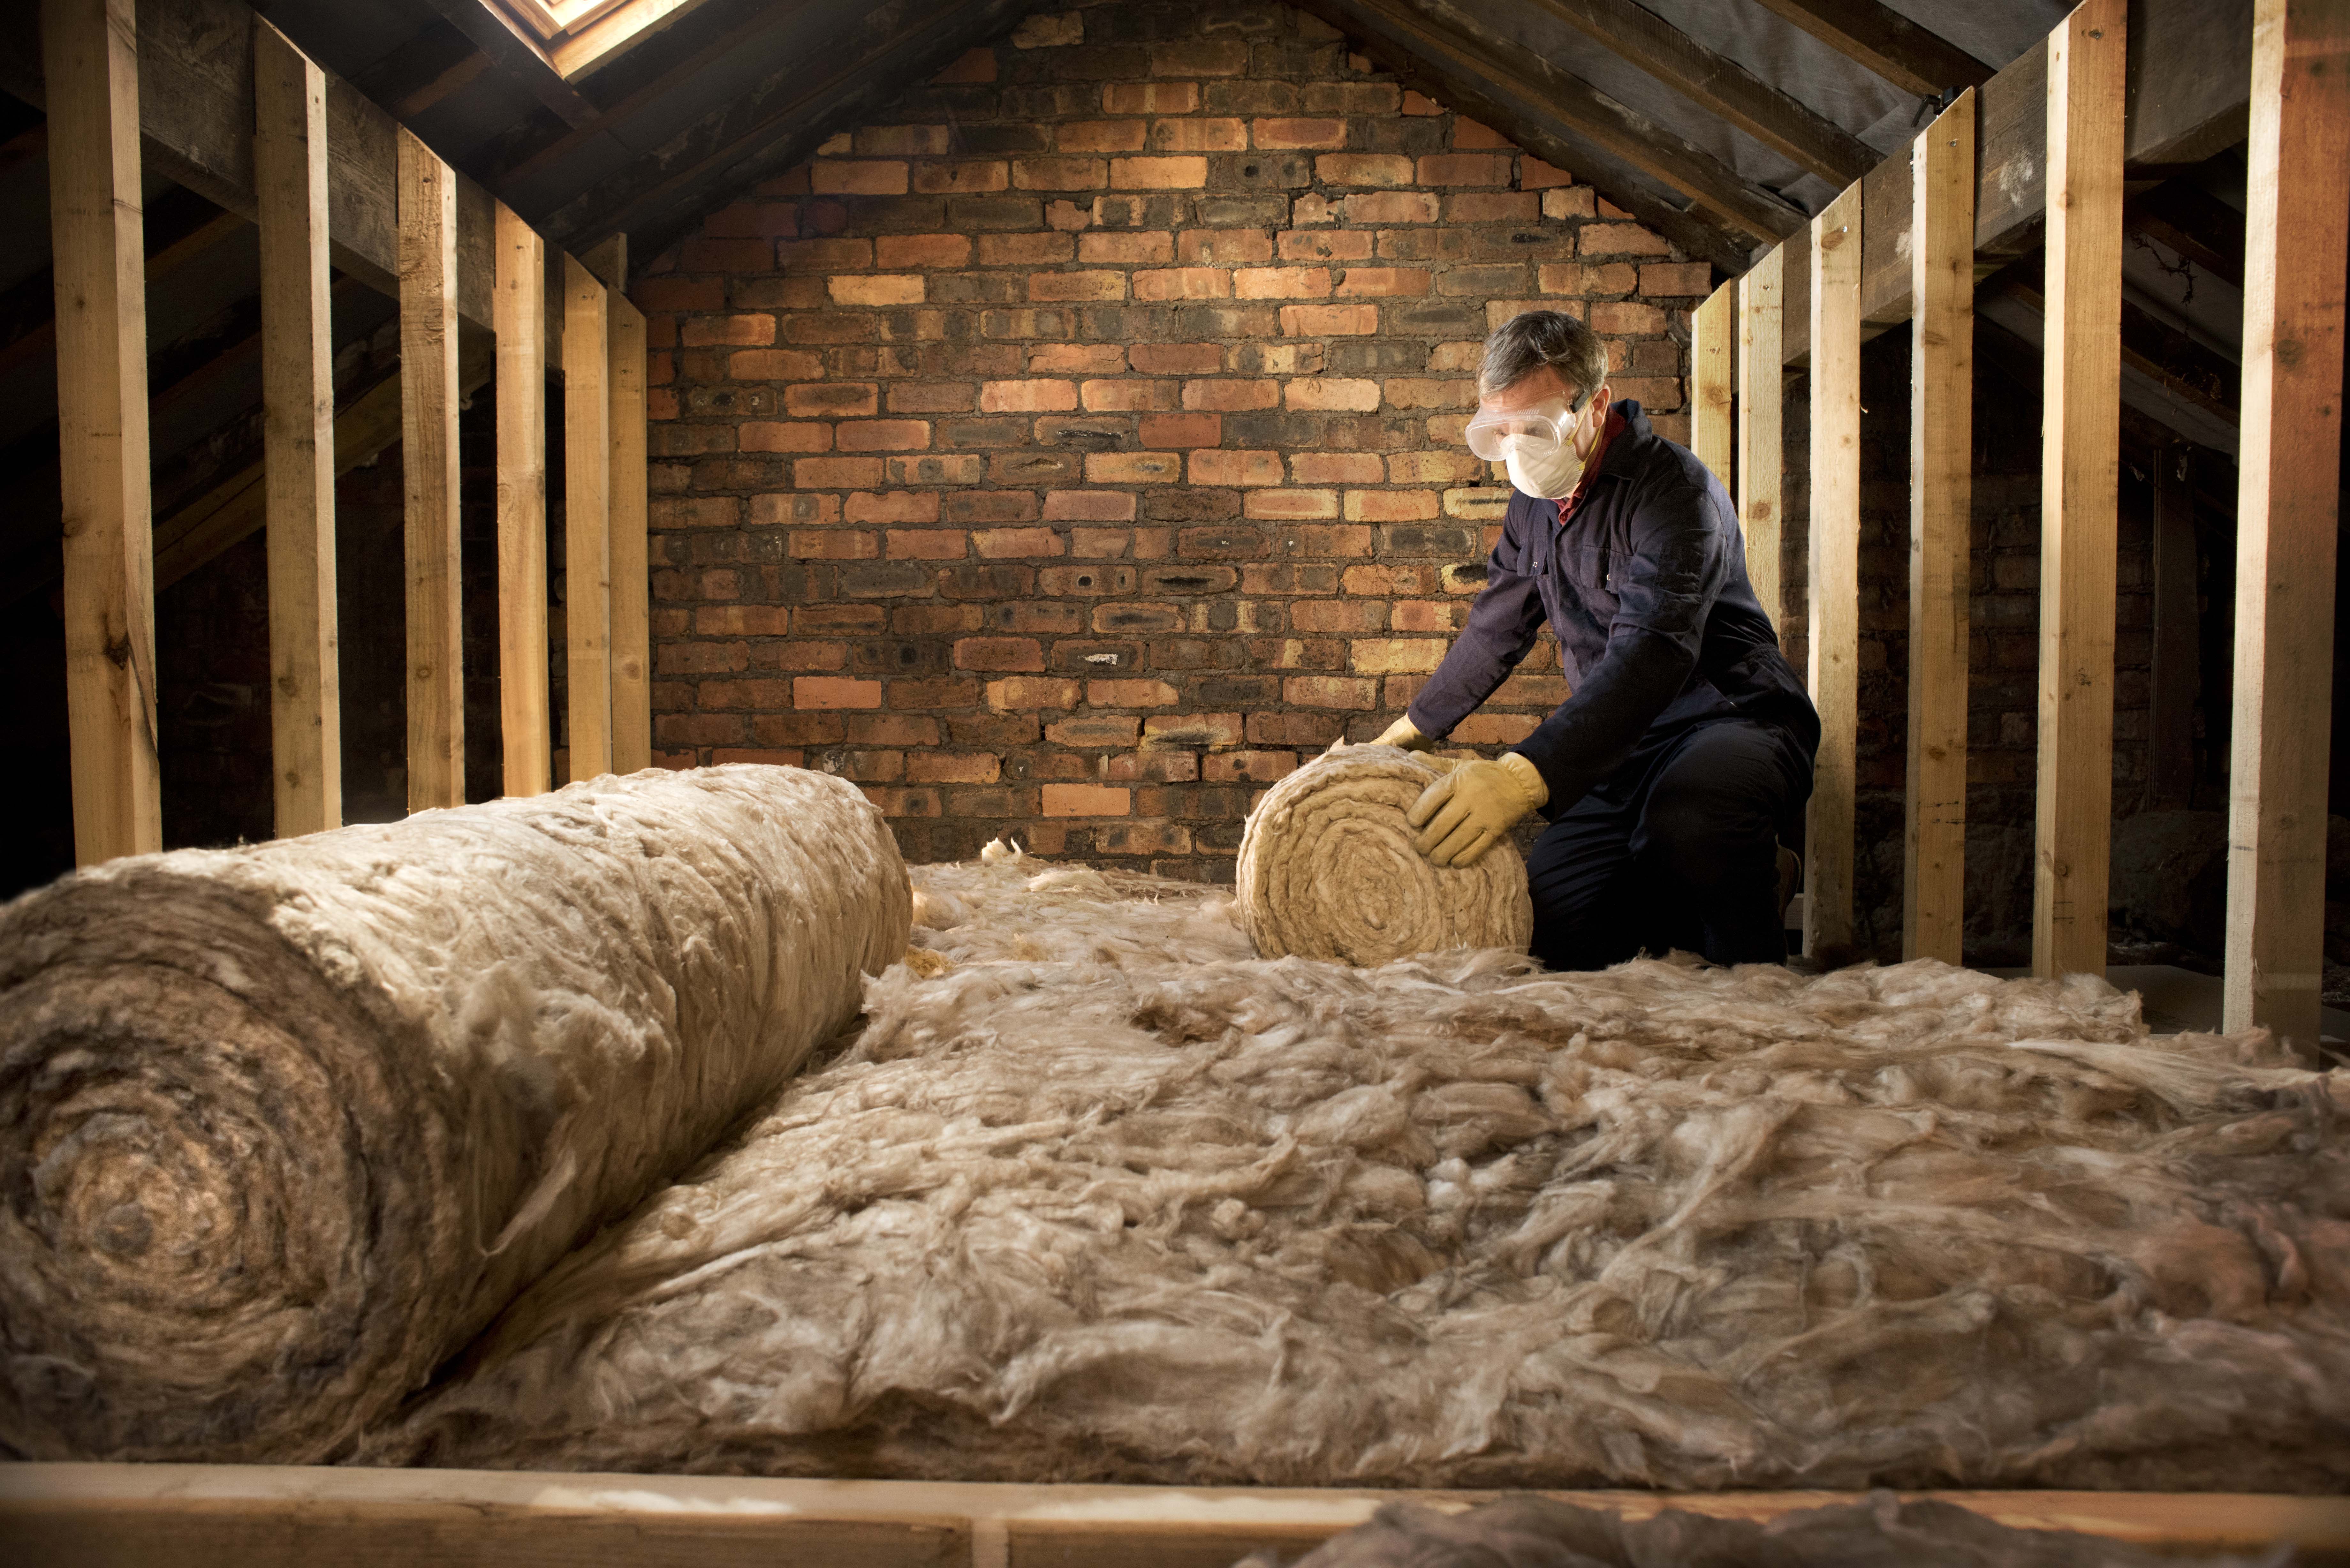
[
  {"left": 0, "top": 764, "right": 908, "bottom": 1463},
  {"left": 1236, "top": 745, "right": 1533, "bottom": 965}
]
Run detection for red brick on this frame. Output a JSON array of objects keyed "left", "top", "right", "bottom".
[
  {"left": 875, "top": 234, "right": 974, "bottom": 269},
  {"left": 1088, "top": 451, "right": 1185, "bottom": 482},
  {"left": 907, "top": 752, "right": 1003, "bottom": 784},
  {"left": 1581, "top": 222, "right": 1673, "bottom": 257},
  {"left": 911, "top": 160, "right": 1009, "bottom": 193},
  {"left": 1150, "top": 118, "right": 1247, "bottom": 152},
  {"left": 953, "top": 636, "right": 1044, "bottom": 672},
  {"left": 1140, "top": 410, "right": 1224, "bottom": 447},
  {"left": 1059, "top": 119, "right": 1148, "bottom": 152},
  {"left": 1279, "top": 303, "right": 1380, "bottom": 336},
  {"left": 747, "top": 493, "right": 841, "bottom": 525},
  {"left": 740, "top": 421, "right": 832, "bottom": 453},
  {"left": 1177, "top": 228, "right": 1275, "bottom": 264},
  {"left": 1087, "top": 678, "right": 1179, "bottom": 706},
  {"left": 1252, "top": 117, "right": 1347, "bottom": 149},
  {"left": 696, "top": 604, "right": 791, "bottom": 636},
  {"left": 1078, "top": 230, "right": 1174, "bottom": 263},
  {"left": 1400, "top": 90, "right": 1442, "bottom": 115},
  {"left": 1388, "top": 451, "right": 1484, "bottom": 483},
  {"left": 1334, "top": 266, "right": 1430, "bottom": 297},
  {"left": 730, "top": 349, "right": 827, "bottom": 380},
  {"left": 1244, "top": 488, "right": 1338, "bottom": 519},
  {"left": 844, "top": 491, "right": 942, "bottom": 523},
  {"left": 1611, "top": 376, "right": 1684, "bottom": 410},
  {"left": 979, "top": 379, "right": 1079, "bottom": 412},
  {"left": 1042, "top": 490, "right": 1138, "bottom": 522},
  {"left": 785, "top": 382, "right": 877, "bottom": 416},
  {"left": 1133, "top": 267, "right": 1231, "bottom": 300},
  {"left": 1181, "top": 378, "right": 1277, "bottom": 411},
  {"left": 1030, "top": 342, "right": 1128, "bottom": 373},
  {"left": 1315, "top": 153, "right": 1414, "bottom": 187},
  {"left": 974, "top": 526, "right": 1064, "bottom": 558},
  {"left": 834, "top": 419, "right": 930, "bottom": 452},
  {"left": 1129, "top": 341, "right": 1224, "bottom": 374},
  {"left": 1148, "top": 39, "right": 1247, "bottom": 75},
  {"left": 1042, "top": 783, "right": 1132, "bottom": 817},
  {"left": 1351, "top": 638, "right": 1446, "bottom": 673},
  {"left": 1279, "top": 230, "right": 1371, "bottom": 263},
  {"left": 698, "top": 198, "right": 800, "bottom": 239},
  {"left": 986, "top": 676, "right": 1081, "bottom": 710},
  {"left": 795, "top": 676, "right": 883, "bottom": 709},
  {"left": 1048, "top": 714, "right": 1142, "bottom": 747},
  {"left": 682, "top": 313, "right": 774, "bottom": 346},
  {"left": 1012, "top": 157, "right": 1107, "bottom": 190},
  {"left": 1418, "top": 154, "right": 1513, "bottom": 187},
  {"left": 632, "top": 277, "right": 725, "bottom": 312},
  {"left": 1343, "top": 191, "right": 1439, "bottom": 224},
  {"left": 1234, "top": 266, "right": 1331, "bottom": 299},
  {"left": 788, "top": 529, "right": 877, "bottom": 559},
  {"left": 1284, "top": 675, "right": 1378, "bottom": 708},
  {"left": 810, "top": 161, "right": 908, "bottom": 195},
  {"left": 1521, "top": 157, "right": 1574, "bottom": 189},
  {"left": 1346, "top": 488, "right": 1440, "bottom": 521},
  {"left": 977, "top": 232, "right": 1074, "bottom": 266},
  {"left": 681, "top": 237, "right": 773, "bottom": 271},
  {"left": 1080, "top": 378, "right": 1176, "bottom": 411},
  {"left": 1591, "top": 300, "right": 1667, "bottom": 335},
  {"left": 1640, "top": 262, "right": 1714, "bottom": 296},
  {"left": 1284, "top": 377, "right": 1380, "bottom": 411},
  {"left": 1282, "top": 524, "right": 1373, "bottom": 555},
  {"left": 1070, "top": 527, "right": 1132, "bottom": 557},
  {"left": 1452, "top": 117, "right": 1514, "bottom": 149},
  {"left": 793, "top": 456, "right": 885, "bottom": 487},
  {"left": 1027, "top": 270, "right": 1127, "bottom": 301},
  {"left": 1542, "top": 187, "right": 1597, "bottom": 221},
  {"left": 1104, "top": 81, "right": 1198, "bottom": 113},
  {"left": 1189, "top": 449, "right": 1283, "bottom": 486},
  {"left": 1287, "top": 452, "right": 1383, "bottom": 485},
  {"left": 887, "top": 529, "right": 968, "bottom": 560}
]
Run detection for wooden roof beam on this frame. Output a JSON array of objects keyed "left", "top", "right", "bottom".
[
  {"left": 417, "top": 0, "right": 600, "bottom": 129},
  {"left": 1746, "top": 0, "right": 1991, "bottom": 99},
  {"left": 1322, "top": 0, "right": 1808, "bottom": 243},
  {"left": 1520, "top": 0, "right": 1877, "bottom": 185}
]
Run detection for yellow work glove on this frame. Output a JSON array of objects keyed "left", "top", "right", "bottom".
[
  {"left": 1406, "top": 753, "right": 1548, "bottom": 868},
  {"left": 1373, "top": 715, "right": 1435, "bottom": 752}
]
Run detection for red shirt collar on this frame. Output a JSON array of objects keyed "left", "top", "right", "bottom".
[{"left": 1553, "top": 408, "right": 1627, "bottom": 526}]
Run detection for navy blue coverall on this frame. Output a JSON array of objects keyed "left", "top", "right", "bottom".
[{"left": 1405, "top": 400, "right": 1820, "bottom": 970}]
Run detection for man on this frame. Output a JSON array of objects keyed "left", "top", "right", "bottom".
[{"left": 1375, "top": 309, "right": 1817, "bottom": 971}]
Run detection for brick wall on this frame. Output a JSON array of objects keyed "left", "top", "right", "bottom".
[{"left": 631, "top": 0, "right": 1707, "bottom": 878}]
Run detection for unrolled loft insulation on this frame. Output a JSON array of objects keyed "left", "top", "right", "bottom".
[
  {"left": 361, "top": 849, "right": 2350, "bottom": 1492},
  {"left": 1237, "top": 745, "right": 1533, "bottom": 965},
  {"left": 0, "top": 765, "right": 910, "bottom": 1464}
]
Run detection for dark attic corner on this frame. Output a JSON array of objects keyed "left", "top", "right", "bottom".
[{"left": 4, "top": 0, "right": 2350, "bottom": 1558}]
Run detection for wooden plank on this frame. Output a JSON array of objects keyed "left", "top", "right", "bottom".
[
  {"left": 2148, "top": 444, "right": 2198, "bottom": 809},
  {"left": 581, "top": 232, "right": 628, "bottom": 293},
  {"left": 2223, "top": 0, "right": 2349, "bottom": 1057},
  {"left": 1689, "top": 283, "right": 1735, "bottom": 482},
  {"left": 607, "top": 293, "right": 651, "bottom": 775},
  {"left": 253, "top": 19, "right": 340, "bottom": 838},
  {"left": 43, "top": 0, "right": 161, "bottom": 865},
  {"left": 1805, "top": 182, "right": 1863, "bottom": 961},
  {"left": 399, "top": 127, "right": 465, "bottom": 814},
  {"left": 496, "top": 204, "right": 552, "bottom": 798},
  {"left": 1902, "top": 89, "right": 1975, "bottom": 965},
  {"left": 1744, "top": 0, "right": 1991, "bottom": 96},
  {"left": 1737, "top": 245, "right": 1786, "bottom": 642},
  {"left": 1518, "top": 0, "right": 1875, "bottom": 184},
  {"left": 8, "top": 1467, "right": 2350, "bottom": 1568},
  {"left": 563, "top": 251, "right": 613, "bottom": 783},
  {"left": 2031, "top": 0, "right": 2128, "bottom": 982}
]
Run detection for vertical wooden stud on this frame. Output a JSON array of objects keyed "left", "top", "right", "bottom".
[
  {"left": 495, "top": 204, "right": 551, "bottom": 798},
  {"left": 254, "top": 22, "right": 340, "bottom": 838},
  {"left": 563, "top": 252, "right": 613, "bottom": 782},
  {"left": 607, "top": 294, "right": 651, "bottom": 775},
  {"left": 1806, "top": 183, "right": 1863, "bottom": 960},
  {"left": 1738, "top": 245, "right": 1786, "bottom": 641},
  {"left": 398, "top": 127, "right": 464, "bottom": 812},
  {"left": 1690, "top": 282, "right": 1735, "bottom": 481},
  {"left": 2148, "top": 445, "right": 2199, "bottom": 810},
  {"left": 1903, "top": 88, "right": 1975, "bottom": 964},
  {"left": 2032, "top": 0, "right": 2127, "bottom": 981},
  {"left": 43, "top": 0, "right": 160, "bottom": 864},
  {"left": 2225, "top": 0, "right": 2348, "bottom": 1054}
]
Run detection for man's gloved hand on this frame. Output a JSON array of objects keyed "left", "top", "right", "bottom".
[
  {"left": 1406, "top": 752, "right": 1549, "bottom": 867},
  {"left": 1373, "top": 716, "right": 1435, "bottom": 752}
]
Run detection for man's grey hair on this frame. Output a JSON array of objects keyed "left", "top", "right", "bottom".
[{"left": 1479, "top": 309, "right": 1609, "bottom": 403}]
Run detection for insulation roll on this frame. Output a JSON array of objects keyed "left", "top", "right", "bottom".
[
  {"left": 1236, "top": 745, "right": 1533, "bottom": 964},
  {"left": 0, "top": 764, "right": 908, "bottom": 1464}
]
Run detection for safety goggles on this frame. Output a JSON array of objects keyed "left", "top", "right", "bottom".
[{"left": 1462, "top": 393, "right": 1587, "bottom": 462}]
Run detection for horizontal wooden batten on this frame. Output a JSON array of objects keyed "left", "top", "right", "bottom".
[{"left": 6, "top": 1466, "right": 2350, "bottom": 1567}]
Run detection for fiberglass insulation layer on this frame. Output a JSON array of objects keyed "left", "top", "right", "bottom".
[
  {"left": 1237, "top": 745, "right": 1534, "bottom": 966},
  {"left": 0, "top": 765, "right": 910, "bottom": 1464},
  {"left": 363, "top": 849, "right": 2350, "bottom": 1491}
]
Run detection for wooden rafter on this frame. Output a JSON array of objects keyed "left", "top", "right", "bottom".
[
  {"left": 1519, "top": 0, "right": 1875, "bottom": 185},
  {"left": 1337, "top": 0, "right": 1808, "bottom": 242},
  {"left": 1747, "top": 0, "right": 1991, "bottom": 98},
  {"left": 418, "top": 0, "right": 600, "bottom": 128},
  {"left": 2125, "top": 180, "right": 2247, "bottom": 290}
]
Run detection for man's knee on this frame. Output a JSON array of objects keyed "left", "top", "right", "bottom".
[{"left": 1640, "top": 787, "right": 1775, "bottom": 889}]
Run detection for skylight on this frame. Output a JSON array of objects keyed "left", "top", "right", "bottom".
[{"left": 486, "top": 0, "right": 711, "bottom": 79}]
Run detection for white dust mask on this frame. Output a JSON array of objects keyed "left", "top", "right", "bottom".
[{"left": 1503, "top": 404, "right": 1590, "bottom": 500}]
